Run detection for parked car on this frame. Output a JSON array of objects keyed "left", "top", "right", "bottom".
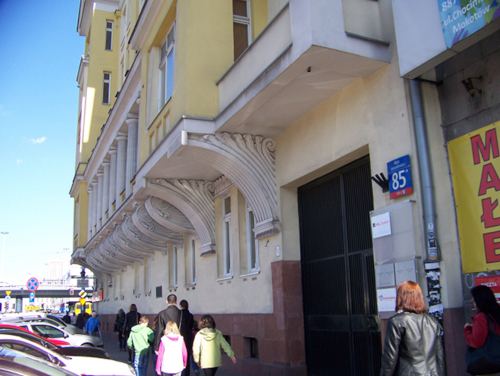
[
  {"left": 0, "top": 324, "right": 69, "bottom": 346},
  {"left": 13, "top": 322, "right": 103, "bottom": 347},
  {"left": 0, "top": 334, "right": 135, "bottom": 375},
  {"left": 0, "top": 346, "right": 78, "bottom": 376},
  {"left": 0, "top": 324, "right": 109, "bottom": 359},
  {"left": 0, "top": 316, "right": 83, "bottom": 334}
]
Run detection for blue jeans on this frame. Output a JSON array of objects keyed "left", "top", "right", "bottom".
[{"left": 134, "top": 353, "right": 149, "bottom": 376}]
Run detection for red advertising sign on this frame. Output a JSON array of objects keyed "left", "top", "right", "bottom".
[{"left": 475, "top": 275, "right": 500, "bottom": 304}]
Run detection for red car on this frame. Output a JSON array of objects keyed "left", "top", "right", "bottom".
[{"left": 0, "top": 325, "right": 69, "bottom": 346}]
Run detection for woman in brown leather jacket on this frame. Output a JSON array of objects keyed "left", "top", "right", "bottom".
[{"left": 380, "top": 281, "right": 445, "bottom": 376}]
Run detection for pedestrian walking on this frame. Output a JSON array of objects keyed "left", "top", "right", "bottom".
[
  {"left": 190, "top": 321, "right": 200, "bottom": 376},
  {"left": 70, "top": 313, "right": 77, "bottom": 325},
  {"left": 156, "top": 321, "right": 187, "bottom": 376},
  {"left": 154, "top": 294, "right": 181, "bottom": 354},
  {"left": 75, "top": 313, "right": 84, "bottom": 329},
  {"left": 192, "top": 315, "right": 236, "bottom": 376},
  {"left": 464, "top": 285, "right": 500, "bottom": 375},
  {"left": 62, "top": 312, "right": 71, "bottom": 324},
  {"left": 123, "top": 303, "right": 142, "bottom": 364},
  {"left": 84, "top": 311, "right": 100, "bottom": 337},
  {"left": 128, "top": 316, "right": 155, "bottom": 376},
  {"left": 179, "top": 300, "right": 194, "bottom": 376},
  {"left": 115, "top": 308, "right": 126, "bottom": 351},
  {"left": 380, "top": 281, "right": 445, "bottom": 376},
  {"left": 151, "top": 316, "right": 159, "bottom": 370}
]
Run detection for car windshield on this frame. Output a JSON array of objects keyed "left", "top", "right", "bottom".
[
  {"left": 0, "top": 345, "right": 74, "bottom": 375},
  {"left": 30, "top": 325, "right": 65, "bottom": 339}
]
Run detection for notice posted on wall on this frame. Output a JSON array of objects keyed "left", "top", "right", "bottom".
[
  {"left": 377, "top": 287, "right": 397, "bottom": 312},
  {"left": 371, "top": 212, "right": 392, "bottom": 239}
]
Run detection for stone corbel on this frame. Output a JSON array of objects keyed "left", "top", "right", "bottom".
[
  {"left": 146, "top": 179, "right": 216, "bottom": 255},
  {"left": 180, "top": 132, "right": 280, "bottom": 238},
  {"left": 132, "top": 204, "right": 184, "bottom": 248}
]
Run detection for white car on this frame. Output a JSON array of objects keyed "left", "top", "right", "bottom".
[
  {"left": 14, "top": 322, "right": 103, "bottom": 347},
  {"left": 0, "top": 334, "right": 135, "bottom": 375}
]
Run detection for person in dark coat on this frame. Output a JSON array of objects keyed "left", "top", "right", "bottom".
[
  {"left": 75, "top": 313, "right": 85, "bottom": 329},
  {"left": 380, "top": 281, "right": 445, "bottom": 376},
  {"left": 62, "top": 312, "right": 71, "bottom": 324},
  {"left": 123, "top": 303, "right": 141, "bottom": 364},
  {"left": 154, "top": 294, "right": 180, "bottom": 353},
  {"left": 179, "top": 300, "right": 194, "bottom": 376},
  {"left": 115, "top": 308, "right": 126, "bottom": 351}
]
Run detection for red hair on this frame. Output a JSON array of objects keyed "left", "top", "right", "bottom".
[{"left": 396, "top": 281, "right": 427, "bottom": 314}]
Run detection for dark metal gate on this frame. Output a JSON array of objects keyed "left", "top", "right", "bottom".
[{"left": 298, "top": 156, "right": 381, "bottom": 376}]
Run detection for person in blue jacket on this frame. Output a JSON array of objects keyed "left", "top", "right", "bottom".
[{"left": 84, "top": 311, "right": 101, "bottom": 336}]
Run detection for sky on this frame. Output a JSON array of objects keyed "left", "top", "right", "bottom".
[{"left": 0, "top": 1, "right": 85, "bottom": 285}]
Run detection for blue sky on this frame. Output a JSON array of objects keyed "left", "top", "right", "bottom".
[{"left": 0, "top": 1, "right": 84, "bottom": 284}]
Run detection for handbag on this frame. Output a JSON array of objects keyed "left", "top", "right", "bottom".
[{"left": 466, "top": 314, "right": 500, "bottom": 375}]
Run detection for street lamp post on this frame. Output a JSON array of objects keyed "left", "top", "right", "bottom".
[{"left": 1, "top": 232, "right": 8, "bottom": 285}]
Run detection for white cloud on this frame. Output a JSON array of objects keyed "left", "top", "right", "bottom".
[
  {"left": 29, "top": 137, "right": 47, "bottom": 144},
  {"left": 16, "top": 159, "right": 22, "bottom": 164}
]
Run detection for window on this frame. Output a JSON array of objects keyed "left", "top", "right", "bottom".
[
  {"left": 30, "top": 325, "right": 65, "bottom": 339},
  {"left": 105, "top": 21, "right": 113, "bottom": 50},
  {"left": 246, "top": 206, "right": 259, "bottom": 273},
  {"left": 233, "top": 0, "right": 251, "bottom": 60},
  {"left": 222, "top": 196, "right": 232, "bottom": 277},
  {"left": 103, "top": 72, "right": 111, "bottom": 105},
  {"left": 159, "top": 24, "right": 176, "bottom": 108},
  {"left": 190, "top": 238, "right": 196, "bottom": 284},
  {"left": 169, "top": 246, "right": 178, "bottom": 288}
]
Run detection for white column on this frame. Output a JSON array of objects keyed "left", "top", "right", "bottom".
[
  {"left": 108, "top": 148, "right": 117, "bottom": 215},
  {"left": 102, "top": 160, "right": 110, "bottom": 222},
  {"left": 116, "top": 133, "right": 127, "bottom": 208},
  {"left": 96, "top": 171, "right": 103, "bottom": 229},
  {"left": 125, "top": 116, "right": 139, "bottom": 197},
  {"left": 91, "top": 180, "right": 98, "bottom": 234},
  {"left": 87, "top": 186, "right": 94, "bottom": 240}
]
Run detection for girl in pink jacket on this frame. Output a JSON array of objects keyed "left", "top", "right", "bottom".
[{"left": 156, "top": 321, "right": 187, "bottom": 376}]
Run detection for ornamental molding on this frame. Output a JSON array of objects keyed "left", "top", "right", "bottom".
[
  {"left": 121, "top": 216, "right": 170, "bottom": 251},
  {"left": 145, "top": 196, "right": 195, "bottom": 235},
  {"left": 103, "top": 234, "right": 143, "bottom": 263},
  {"left": 132, "top": 203, "right": 184, "bottom": 248},
  {"left": 146, "top": 179, "right": 216, "bottom": 254},
  {"left": 113, "top": 225, "right": 154, "bottom": 258},
  {"left": 214, "top": 175, "right": 234, "bottom": 196},
  {"left": 181, "top": 132, "right": 280, "bottom": 238}
]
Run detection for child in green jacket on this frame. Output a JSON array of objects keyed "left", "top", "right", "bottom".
[{"left": 128, "top": 316, "right": 155, "bottom": 376}]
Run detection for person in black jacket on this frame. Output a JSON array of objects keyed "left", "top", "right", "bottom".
[
  {"left": 115, "top": 309, "right": 126, "bottom": 351},
  {"left": 154, "top": 294, "right": 180, "bottom": 353},
  {"left": 179, "top": 300, "right": 194, "bottom": 376},
  {"left": 123, "top": 303, "right": 141, "bottom": 364},
  {"left": 380, "top": 280, "right": 445, "bottom": 376}
]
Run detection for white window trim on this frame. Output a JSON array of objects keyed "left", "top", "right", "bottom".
[
  {"left": 222, "top": 196, "right": 233, "bottom": 278},
  {"left": 233, "top": 0, "right": 252, "bottom": 46},
  {"left": 170, "top": 246, "right": 178, "bottom": 288},
  {"left": 190, "top": 238, "right": 196, "bottom": 285},
  {"left": 246, "top": 205, "right": 260, "bottom": 274},
  {"left": 158, "top": 22, "right": 176, "bottom": 109},
  {"left": 103, "top": 72, "right": 111, "bottom": 105},
  {"left": 105, "top": 21, "right": 113, "bottom": 50}
]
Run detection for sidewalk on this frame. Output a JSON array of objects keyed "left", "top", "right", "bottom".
[{"left": 102, "top": 335, "right": 247, "bottom": 376}]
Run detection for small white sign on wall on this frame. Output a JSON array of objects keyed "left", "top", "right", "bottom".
[
  {"left": 371, "top": 212, "right": 392, "bottom": 239},
  {"left": 377, "top": 287, "right": 397, "bottom": 312}
]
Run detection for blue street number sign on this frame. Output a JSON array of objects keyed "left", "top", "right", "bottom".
[
  {"left": 388, "top": 155, "right": 413, "bottom": 200},
  {"left": 27, "top": 278, "right": 39, "bottom": 292},
  {"left": 29, "top": 292, "right": 35, "bottom": 303}
]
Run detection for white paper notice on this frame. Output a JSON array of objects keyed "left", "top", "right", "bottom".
[
  {"left": 371, "top": 212, "right": 391, "bottom": 239},
  {"left": 395, "top": 259, "right": 417, "bottom": 286},
  {"left": 377, "top": 287, "right": 397, "bottom": 312},
  {"left": 376, "top": 263, "right": 395, "bottom": 288}
]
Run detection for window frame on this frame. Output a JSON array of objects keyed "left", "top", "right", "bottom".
[
  {"left": 222, "top": 195, "right": 233, "bottom": 278},
  {"left": 246, "top": 205, "right": 259, "bottom": 274},
  {"left": 158, "top": 22, "right": 176, "bottom": 109},
  {"left": 233, "top": 0, "right": 251, "bottom": 60},
  {"left": 105, "top": 20, "right": 113, "bottom": 50},
  {"left": 102, "top": 72, "right": 111, "bottom": 105}
]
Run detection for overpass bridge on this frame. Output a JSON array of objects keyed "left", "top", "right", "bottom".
[{"left": 0, "top": 288, "right": 94, "bottom": 299}]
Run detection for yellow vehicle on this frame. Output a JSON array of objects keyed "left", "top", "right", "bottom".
[{"left": 74, "top": 302, "right": 92, "bottom": 315}]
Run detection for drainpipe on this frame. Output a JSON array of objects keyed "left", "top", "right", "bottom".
[{"left": 408, "top": 79, "right": 443, "bottom": 323}]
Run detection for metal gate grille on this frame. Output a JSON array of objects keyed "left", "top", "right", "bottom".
[{"left": 298, "top": 156, "right": 381, "bottom": 376}]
